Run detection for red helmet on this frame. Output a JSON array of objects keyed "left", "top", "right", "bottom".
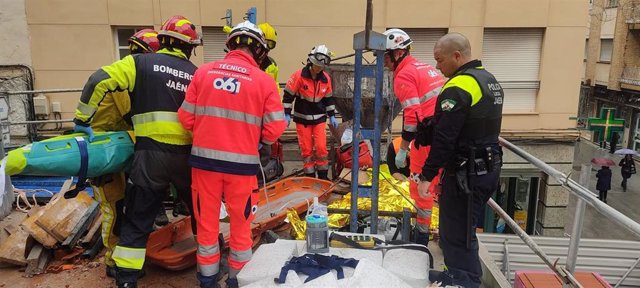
[
  {"left": 158, "top": 15, "right": 201, "bottom": 45},
  {"left": 129, "top": 29, "right": 160, "bottom": 53}
]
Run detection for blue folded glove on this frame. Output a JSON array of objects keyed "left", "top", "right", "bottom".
[
  {"left": 395, "top": 148, "right": 408, "bottom": 169},
  {"left": 285, "top": 114, "right": 291, "bottom": 127},
  {"left": 74, "top": 124, "right": 95, "bottom": 142},
  {"left": 330, "top": 116, "right": 339, "bottom": 128}
]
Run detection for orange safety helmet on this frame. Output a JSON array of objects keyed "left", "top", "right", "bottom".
[
  {"left": 128, "top": 29, "right": 160, "bottom": 53},
  {"left": 158, "top": 15, "right": 201, "bottom": 45}
]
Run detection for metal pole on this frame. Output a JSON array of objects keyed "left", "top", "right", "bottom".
[
  {"left": 328, "top": 208, "right": 417, "bottom": 218},
  {"left": 503, "top": 239, "right": 511, "bottom": 282},
  {"left": 487, "top": 198, "right": 581, "bottom": 287},
  {"left": 0, "top": 88, "right": 82, "bottom": 95},
  {"left": 2, "top": 119, "right": 73, "bottom": 125},
  {"left": 369, "top": 47, "right": 384, "bottom": 235},
  {"left": 614, "top": 256, "right": 640, "bottom": 288},
  {"left": 402, "top": 208, "right": 411, "bottom": 241},
  {"left": 500, "top": 137, "right": 640, "bottom": 238},
  {"left": 566, "top": 164, "right": 591, "bottom": 273},
  {"left": 364, "top": 0, "right": 372, "bottom": 49},
  {"left": 350, "top": 48, "right": 363, "bottom": 233}
]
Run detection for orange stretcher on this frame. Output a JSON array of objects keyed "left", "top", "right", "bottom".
[{"left": 145, "top": 177, "right": 333, "bottom": 271}]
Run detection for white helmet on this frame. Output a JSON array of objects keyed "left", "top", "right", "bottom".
[
  {"left": 226, "top": 21, "right": 267, "bottom": 50},
  {"left": 307, "top": 45, "right": 331, "bottom": 68},
  {"left": 383, "top": 28, "right": 412, "bottom": 50}
]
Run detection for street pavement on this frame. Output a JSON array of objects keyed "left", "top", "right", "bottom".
[{"left": 566, "top": 140, "right": 640, "bottom": 240}]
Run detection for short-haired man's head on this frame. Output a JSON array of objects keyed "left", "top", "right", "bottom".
[
  {"left": 435, "top": 33, "right": 471, "bottom": 58},
  {"left": 434, "top": 33, "right": 472, "bottom": 77}
]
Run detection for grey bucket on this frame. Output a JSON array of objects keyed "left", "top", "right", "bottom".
[{"left": 325, "top": 64, "right": 401, "bottom": 130}]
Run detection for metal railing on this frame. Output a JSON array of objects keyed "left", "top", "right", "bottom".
[
  {"left": 495, "top": 137, "right": 640, "bottom": 287},
  {"left": 0, "top": 88, "right": 81, "bottom": 130}
]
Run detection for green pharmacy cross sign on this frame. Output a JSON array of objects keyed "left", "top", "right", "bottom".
[{"left": 588, "top": 107, "right": 624, "bottom": 142}]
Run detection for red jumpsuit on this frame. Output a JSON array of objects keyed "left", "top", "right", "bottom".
[
  {"left": 178, "top": 50, "right": 286, "bottom": 277},
  {"left": 283, "top": 67, "right": 335, "bottom": 176},
  {"left": 393, "top": 55, "right": 445, "bottom": 233}
]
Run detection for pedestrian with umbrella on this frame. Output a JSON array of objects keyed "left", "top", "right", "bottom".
[
  {"left": 592, "top": 158, "right": 615, "bottom": 202},
  {"left": 619, "top": 154, "right": 636, "bottom": 192},
  {"left": 615, "top": 149, "right": 638, "bottom": 192},
  {"left": 596, "top": 165, "right": 612, "bottom": 203}
]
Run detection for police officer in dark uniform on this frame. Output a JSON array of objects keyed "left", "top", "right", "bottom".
[{"left": 417, "top": 33, "right": 503, "bottom": 288}]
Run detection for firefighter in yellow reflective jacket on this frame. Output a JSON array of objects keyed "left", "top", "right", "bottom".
[
  {"left": 73, "top": 29, "right": 159, "bottom": 279},
  {"left": 74, "top": 15, "right": 201, "bottom": 288}
]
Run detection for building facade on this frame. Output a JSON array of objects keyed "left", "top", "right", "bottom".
[
  {"left": 0, "top": 0, "right": 589, "bottom": 236},
  {"left": 583, "top": 0, "right": 640, "bottom": 150}
]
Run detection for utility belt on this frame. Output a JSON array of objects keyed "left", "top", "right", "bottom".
[
  {"left": 448, "top": 146, "right": 502, "bottom": 176},
  {"left": 446, "top": 146, "right": 502, "bottom": 199}
]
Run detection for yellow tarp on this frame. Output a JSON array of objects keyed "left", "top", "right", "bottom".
[{"left": 286, "top": 164, "right": 440, "bottom": 238}]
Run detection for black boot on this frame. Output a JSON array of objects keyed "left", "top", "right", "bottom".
[
  {"left": 116, "top": 267, "right": 145, "bottom": 287},
  {"left": 317, "top": 170, "right": 329, "bottom": 180},
  {"left": 197, "top": 272, "right": 220, "bottom": 288},
  {"left": 110, "top": 266, "right": 145, "bottom": 279},
  {"left": 429, "top": 270, "right": 454, "bottom": 286},
  {"left": 412, "top": 229, "right": 430, "bottom": 247},
  {"left": 226, "top": 277, "right": 239, "bottom": 288}
]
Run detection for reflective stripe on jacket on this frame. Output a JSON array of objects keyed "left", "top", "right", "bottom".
[
  {"left": 178, "top": 50, "right": 286, "bottom": 175},
  {"left": 75, "top": 49, "right": 196, "bottom": 147},
  {"left": 282, "top": 66, "right": 335, "bottom": 125},
  {"left": 393, "top": 55, "right": 445, "bottom": 141}
]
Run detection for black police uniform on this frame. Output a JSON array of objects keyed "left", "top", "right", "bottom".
[{"left": 421, "top": 60, "right": 503, "bottom": 288}]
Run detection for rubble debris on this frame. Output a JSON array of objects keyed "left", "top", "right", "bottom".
[
  {"left": 0, "top": 227, "right": 31, "bottom": 265},
  {"left": 36, "top": 191, "right": 95, "bottom": 242}
]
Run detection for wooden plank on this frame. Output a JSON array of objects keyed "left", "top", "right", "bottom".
[
  {"left": 80, "top": 214, "right": 102, "bottom": 246},
  {"left": 24, "top": 243, "right": 51, "bottom": 277},
  {"left": 20, "top": 178, "right": 74, "bottom": 248},
  {"left": 4, "top": 224, "right": 17, "bottom": 235},
  {"left": 33, "top": 248, "right": 52, "bottom": 276},
  {"left": 0, "top": 227, "right": 31, "bottom": 266},
  {"left": 36, "top": 191, "right": 94, "bottom": 242},
  {"left": 21, "top": 206, "right": 58, "bottom": 248},
  {"left": 62, "top": 201, "right": 99, "bottom": 249}
]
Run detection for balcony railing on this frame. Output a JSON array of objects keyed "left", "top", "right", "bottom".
[{"left": 621, "top": 66, "right": 640, "bottom": 86}]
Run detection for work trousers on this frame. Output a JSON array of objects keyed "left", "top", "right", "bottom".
[
  {"left": 408, "top": 145, "right": 436, "bottom": 235},
  {"left": 192, "top": 168, "right": 258, "bottom": 279},
  {"left": 439, "top": 166, "right": 500, "bottom": 288},
  {"left": 91, "top": 172, "right": 126, "bottom": 268},
  {"left": 113, "top": 149, "right": 194, "bottom": 284},
  {"left": 296, "top": 122, "right": 328, "bottom": 175}
]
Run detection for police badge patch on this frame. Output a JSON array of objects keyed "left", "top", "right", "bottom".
[{"left": 441, "top": 99, "right": 457, "bottom": 111}]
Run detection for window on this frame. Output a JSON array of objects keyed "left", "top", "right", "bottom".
[
  {"left": 202, "top": 27, "right": 227, "bottom": 63},
  {"left": 600, "top": 39, "right": 613, "bottom": 62},
  {"left": 114, "top": 27, "right": 153, "bottom": 60},
  {"left": 606, "top": 0, "right": 618, "bottom": 8},
  {"left": 482, "top": 28, "right": 544, "bottom": 112},
  {"left": 395, "top": 28, "right": 447, "bottom": 68}
]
